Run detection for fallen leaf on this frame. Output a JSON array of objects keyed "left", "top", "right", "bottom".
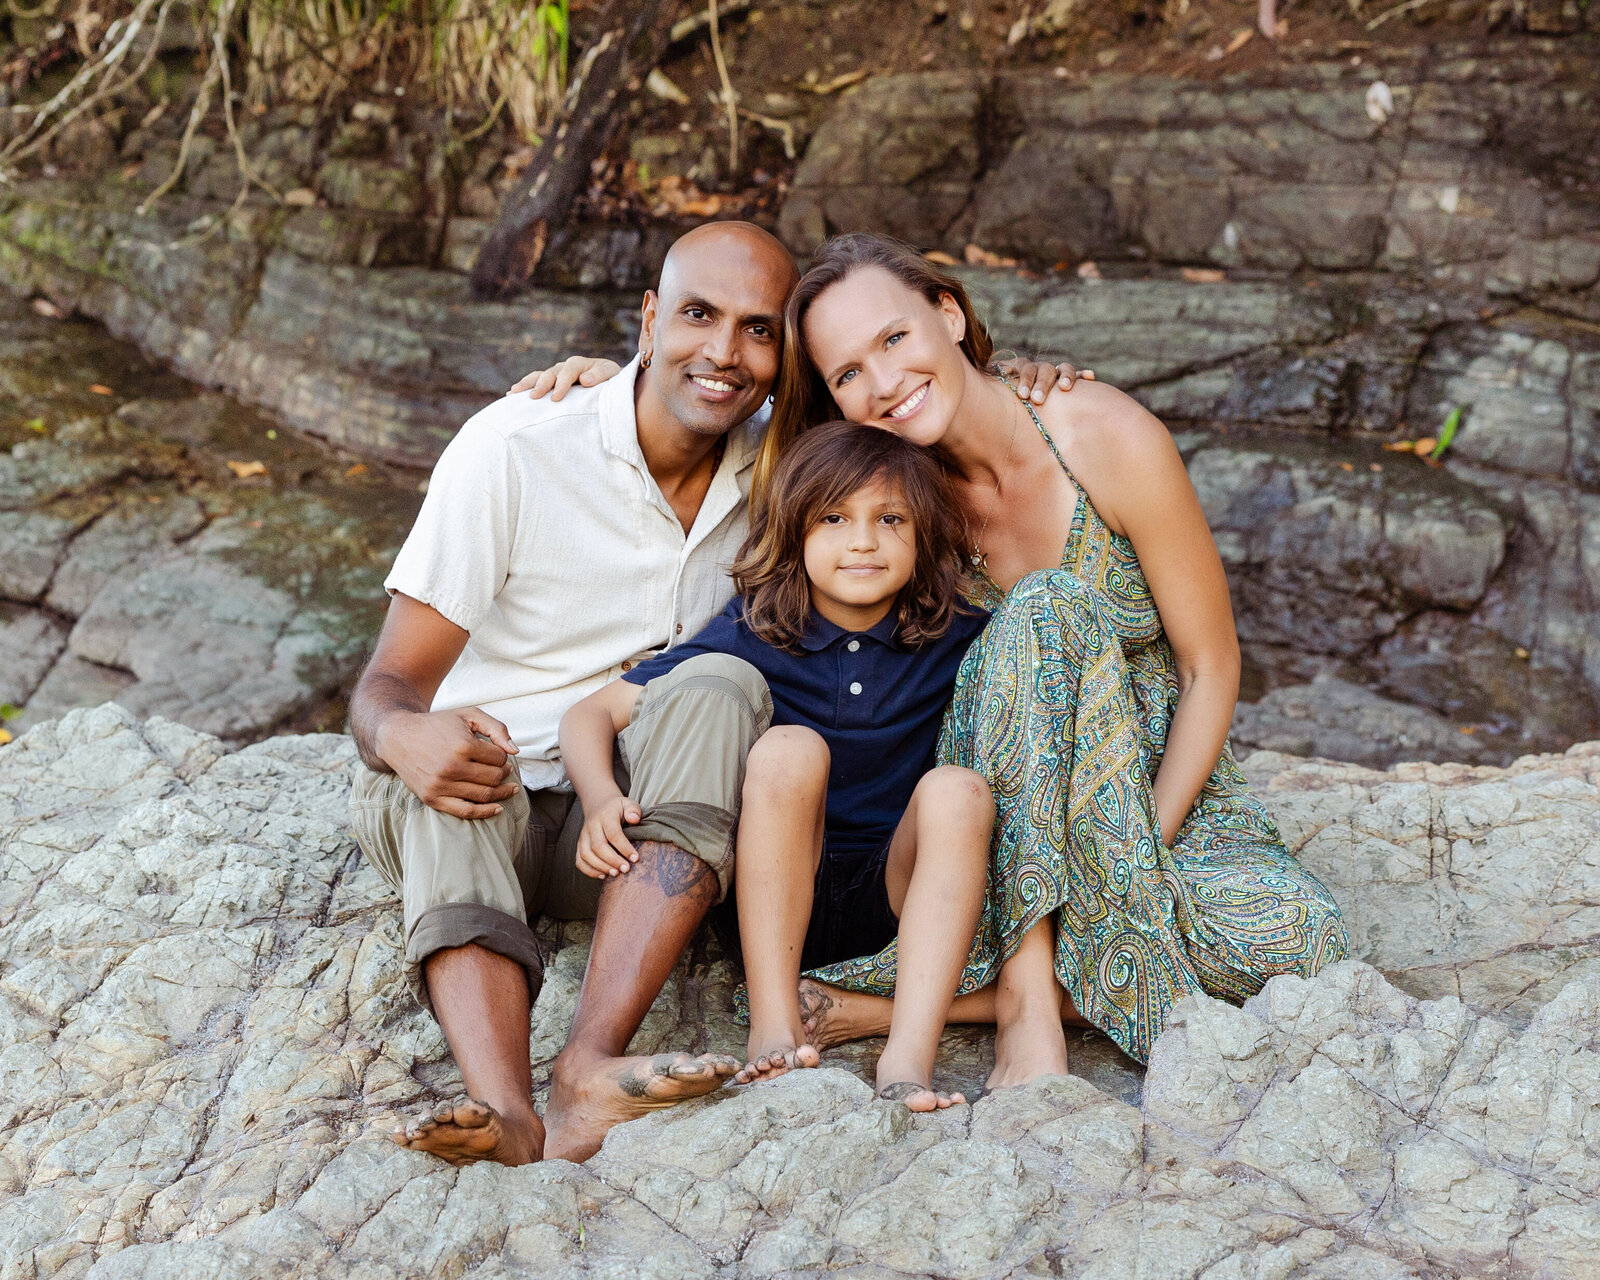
[
  {"left": 345, "top": 463, "right": 368, "bottom": 477},
  {"left": 924, "top": 250, "right": 960, "bottom": 266},
  {"left": 265, "top": 429, "right": 277, "bottom": 440},
  {"left": 31, "top": 297, "right": 65, "bottom": 319},
  {"left": 807, "top": 69, "right": 869, "bottom": 94},
  {"left": 1458, "top": 725, "right": 1479, "bottom": 735},
  {"left": 0, "top": 703, "right": 17, "bottom": 721},
  {"left": 1434, "top": 407, "right": 1462, "bottom": 458},
  {"left": 1365, "top": 80, "right": 1394, "bottom": 124},
  {"left": 24, "top": 418, "right": 46, "bottom": 434},
  {"left": 245, "top": 519, "right": 265, "bottom": 529},
  {"left": 1515, "top": 647, "right": 1530, "bottom": 659},
  {"left": 226, "top": 459, "right": 269, "bottom": 479},
  {"left": 1225, "top": 28, "right": 1253, "bottom": 53},
  {"left": 1180, "top": 267, "right": 1226, "bottom": 283},
  {"left": 964, "top": 243, "right": 1018, "bottom": 268},
  {"left": 645, "top": 67, "right": 690, "bottom": 104},
  {"left": 1369, "top": 462, "right": 1383, "bottom": 472},
  {"left": 282, "top": 187, "right": 317, "bottom": 207},
  {"left": 1076, "top": 261, "right": 1103, "bottom": 279},
  {"left": 121, "top": 162, "right": 141, "bottom": 179},
  {"left": 87, "top": 384, "right": 114, "bottom": 396},
  {"left": 0, "top": 728, "right": 11, "bottom": 746},
  {"left": 1411, "top": 436, "right": 1436, "bottom": 456},
  {"left": 1382, "top": 440, "right": 1416, "bottom": 452},
  {"left": 1338, "top": 462, "right": 1355, "bottom": 471}
]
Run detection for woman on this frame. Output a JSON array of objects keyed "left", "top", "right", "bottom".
[{"left": 520, "top": 233, "right": 1348, "bottom": 1085}]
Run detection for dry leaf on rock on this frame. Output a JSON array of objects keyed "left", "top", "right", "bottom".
[
  {"left": 87, "top": 384, "right": 114, "bottom": 395},
  {"left": 964, "top": 243, "right": 1018, "bottom": 268},
  {"left": 1181, "top": 267, "right": 1226, "bottom": 282},
  {"left": 225, "top": 460, "right": 269, "bottom": 479}
]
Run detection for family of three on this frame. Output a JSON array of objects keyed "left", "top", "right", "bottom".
[{"left": 347, "top": 221, "right": 1349, "bottom": 1167}]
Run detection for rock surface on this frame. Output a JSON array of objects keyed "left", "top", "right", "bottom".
[{"left": 2, "top": 707, "right": 1598, "bottom": 1278}]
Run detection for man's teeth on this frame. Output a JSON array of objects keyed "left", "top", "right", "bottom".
[
  {"left": 887, "top": 384, "right": 928, "bottom": 419},
  {"left": 692, "top": 375, "right": 736, "bottom": 393}
]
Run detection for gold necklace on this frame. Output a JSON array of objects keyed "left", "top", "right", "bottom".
[{"left": 969, "top": 393, "right": 1023, "bottom": 572}]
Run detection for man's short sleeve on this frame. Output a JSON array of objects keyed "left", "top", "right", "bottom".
[
  {"left": 622, "top": 600, "right": 747, "bottom": 686},
  {"left": 385, "top": 417, "right": 522, "bottom": 634}
]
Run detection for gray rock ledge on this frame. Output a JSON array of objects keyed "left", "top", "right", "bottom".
[{"left": 2, "top": 705, "right": 1598, "bottom": 1278}]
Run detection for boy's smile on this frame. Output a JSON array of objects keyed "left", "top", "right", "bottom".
[{"left": 803, "top": 477, "right": 918, "bottom": 633}]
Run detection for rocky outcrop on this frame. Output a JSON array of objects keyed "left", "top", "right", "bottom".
[
  {"left": 783, "top": 43, "right": 1600, "bottom": 320},
  {"left": 2, "top": 707, "right": 1598, "bottom": 1277}
]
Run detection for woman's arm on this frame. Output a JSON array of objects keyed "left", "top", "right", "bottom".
[
  {"left": 508, "top": 356, "right": 624, "bottom": 400},
  {"left": 559, "top": 679, "right": 645, "bottom": 877},
  {"left": 1063, "top": 384, "right": 1240, "bottom": 848}
]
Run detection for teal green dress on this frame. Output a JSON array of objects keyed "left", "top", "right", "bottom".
[{"left": 805, "top": 400, "right": 1350, "bottom": 1064}]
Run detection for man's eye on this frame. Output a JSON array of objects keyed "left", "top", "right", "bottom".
[{"left": 686, "top": 307, "right": 707, "bottom": 320}]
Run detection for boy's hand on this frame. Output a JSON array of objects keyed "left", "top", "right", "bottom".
[{"left": 575, "top": 795, "right": 643, "bottom": 878}]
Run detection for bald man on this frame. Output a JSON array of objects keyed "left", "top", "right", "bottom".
[{"left": 348, "top": 222, "right": 800, "bottom": 1165}]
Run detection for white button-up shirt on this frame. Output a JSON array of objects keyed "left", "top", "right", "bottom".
[{"left": 385, "top": 357, "right": 761, "bottom": 788}]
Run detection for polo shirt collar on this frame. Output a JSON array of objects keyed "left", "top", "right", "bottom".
[
  {"left": 598, "top": 354, "right": 762, "bottom": 479},
  {"left": 797, "top": 607, "right": 904, "bottom": 652}
]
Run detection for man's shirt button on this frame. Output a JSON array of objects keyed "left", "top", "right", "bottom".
[
  {"left": 847, "top": 640, "right": 861, "bottom": 652},
  {"left": 621, "top": 661, "right": 632, "bottom": 671},
  {"left": 675, "top": 623, "right": 683, "bottom": 634},
  {"left": 849, "top": 681, "right": 863, "bottom": 695}
]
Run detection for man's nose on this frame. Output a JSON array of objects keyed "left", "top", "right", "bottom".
[{"left": 703, "top": 322, "right": 738, "bottom": 367}]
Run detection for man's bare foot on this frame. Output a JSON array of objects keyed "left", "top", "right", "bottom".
[
  {"left": 542, "top": 1051, "right": 740, "bottom": 1163},
  {"left": 877, "top": 1080, "right": 966, "bottom": 1112},
  {"left": 733, "top": 1040, "right": 821, "bottom": 1085},
  {"left": 797, "top": 978, "right": 890, "bottom": 1049},
  {"left": 986, "top": 1008, "right": 1070, "bottom": 1090},
  {"left": 390, "top": 1097, "right": 543, "bottom": 1167}
]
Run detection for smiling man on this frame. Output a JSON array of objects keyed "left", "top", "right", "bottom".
[{"left": 347, "top": 222, "right": 798, "bottom": 1166}]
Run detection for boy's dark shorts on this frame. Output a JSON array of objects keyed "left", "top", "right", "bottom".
[{"left": 800, "top": 835, "right": 900, "bottom": 971}]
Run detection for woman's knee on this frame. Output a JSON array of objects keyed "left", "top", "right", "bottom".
[
  {"left": 743, "top": 725, "right": 830, "bottom": 798},
  {"left": 915, "top": 764, "right": 995, "bottom": 825}
]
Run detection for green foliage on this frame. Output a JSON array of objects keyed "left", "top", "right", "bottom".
[
  {"left": 0, "top": 704, "right": 21, "bottom": 721},
  {"left": 1434, "top": 406, "right": 1463, "bottom": 458}
]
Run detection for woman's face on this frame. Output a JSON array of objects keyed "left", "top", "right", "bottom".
[{"left": 800, "top": 266, "right": 970, "bottom": 449}]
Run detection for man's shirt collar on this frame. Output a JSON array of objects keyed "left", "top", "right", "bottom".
[{"left": 599, "top": 354, "right": 762, "bottom": 480}]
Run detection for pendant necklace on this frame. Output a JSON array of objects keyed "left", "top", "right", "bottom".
[{"left": 969, "top": 392, "right": 1024, "bottom": 572}]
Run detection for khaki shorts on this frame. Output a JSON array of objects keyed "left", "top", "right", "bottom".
[{"left": 349, "top": 653, "right": 772, "bottom": 1014}]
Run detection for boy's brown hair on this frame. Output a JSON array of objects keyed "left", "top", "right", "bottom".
[{"left": 732, "top": 419, "right": 969, "bottom": 652}]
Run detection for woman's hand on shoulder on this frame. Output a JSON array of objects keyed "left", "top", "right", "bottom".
[{"left": 507, "top": 356, "right": 624, "bottom": 401}]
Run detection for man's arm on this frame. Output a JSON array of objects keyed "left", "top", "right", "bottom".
[{"left": 349, "top": 592, "right": 522, "bottom": 820}]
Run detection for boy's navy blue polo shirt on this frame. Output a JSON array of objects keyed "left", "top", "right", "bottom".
[{"left": 622, "top": 599, "right": 990, "bottom": 857}]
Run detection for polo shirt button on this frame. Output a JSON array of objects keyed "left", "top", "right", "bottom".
[
  {"left": 849, "top": 681, "right": 863, "bottom": 695},
  {"left": 847, "top": 640, "right": 860, "bottom": 652}
]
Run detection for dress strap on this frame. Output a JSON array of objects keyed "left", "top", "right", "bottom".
[{"left": 995, "top": 374, "right": 1086, "bottom": 495}]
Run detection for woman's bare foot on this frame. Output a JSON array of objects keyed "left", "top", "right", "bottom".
[
  {"left": 797, "top": 979, "right": 891, "bottom": 1049},
  {"left": 876, "top": 1080, "right": 966, "bottom": 1112},
  {"left": 542, "top": 1050, "right": 740, "bottom": 1163},
  {"left": 390, "top": 1097, "right": 543, "bottom": 1167},
  {"left": 733, "top": 1040, "right": 821, "bottom": 1085},
  {"left": 986, "top": 1005, "right": 1070, "bottom": 1090}
]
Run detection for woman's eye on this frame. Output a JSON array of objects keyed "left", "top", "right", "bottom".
[{"left": 886, "top": 332, "right": 904, "bottom": 347}]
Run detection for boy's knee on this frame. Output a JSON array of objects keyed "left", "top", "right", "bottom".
[
  {"left": 744, "top": 725, "right": 829, "bottom": 794},
  {"left": 918, "top": 765, "right": 995, "bottom": 821}
]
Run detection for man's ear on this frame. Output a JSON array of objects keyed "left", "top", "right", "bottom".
[
  {"left": 639, "top": 290, "right": 659, "bottom": 357},
  {"left": 936, "top": 292, "right": 966, "bottom": 345}
]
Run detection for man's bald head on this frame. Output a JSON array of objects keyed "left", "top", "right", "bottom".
[
  {"left": 635, "top": 222, "right": 798, "bottom": 442},
  {"left": 657, "top": 221, "right": 798, "bottom": 307}
]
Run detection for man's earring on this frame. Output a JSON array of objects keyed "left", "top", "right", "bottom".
[{"left": 641, "top": 351, "right": 652, "bottom": 369}]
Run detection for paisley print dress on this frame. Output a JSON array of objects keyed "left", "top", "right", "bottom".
[{"left": 805, "top": 400, "right": 1350, "bottom": 1063}]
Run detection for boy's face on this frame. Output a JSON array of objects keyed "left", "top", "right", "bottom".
[{"left": 802, "top": 476, "right": 918, "bottom": 632}]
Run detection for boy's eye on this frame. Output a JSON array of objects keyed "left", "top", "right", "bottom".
[
  {"left": 880, "top": 513, "right": 905, "bottom": 527},
  {"left": 819, "top": 513, "right": 846, "bottom": 524},
  {"left": 837, "top": 370, "right": 856, "bottom": 387}
]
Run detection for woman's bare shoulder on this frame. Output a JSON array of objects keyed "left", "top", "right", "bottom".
[{"left": 1038, "top": 379, "right": 1176, "bottom": 473}]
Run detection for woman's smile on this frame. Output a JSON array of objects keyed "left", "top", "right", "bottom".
[{"left": 884, "top": 381, "right": 930, "bottom": 422}]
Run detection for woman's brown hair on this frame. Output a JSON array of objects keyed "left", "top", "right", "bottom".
[
  {"left": 755, "top": 232, "right": 996, "bottom": 512},
  {"left": 732, "top": 419, "right": 969, "bottom": 651}
]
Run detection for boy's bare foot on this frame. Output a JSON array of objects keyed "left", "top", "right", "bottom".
[
  {"left": 986, "top": 1006, "right": 1070, "bottom": 1090},
  {"left": 733, "top": 1040, "right": 821, "bottom": 1085},
  {"left": 542, "top": 1051, "right": 740, "bottom": 1163},
  {"left": 876, "top": 1080, "right": 966, "bottom": 1112},
  {"left": 390, "top": 1097, "right": 543, "bottom": 1167},
  {"left": 797, "top": 978, "right": 889, "bottom": 1049}
]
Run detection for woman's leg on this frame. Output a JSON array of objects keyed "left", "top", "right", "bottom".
[
  {"left": 872, "top": 766, "right": 993, "bottom": 1111},
  {"left": 732, "top": 726, "right": 828, "bottom": 1084}
]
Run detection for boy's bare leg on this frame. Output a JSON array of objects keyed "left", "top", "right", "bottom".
[
  {"left": 873, "top": 766, "right": 991, "bottom": 1112},
  {"left": 731, "top": 727, "right": 827, "bottom": 1085},
  {"left": 392, "top": 943, "right": 544, "bottom": 1166},
  {"left": 542, "top": 839, "right": 740, "bottom": 1163},
  {"left": 986, "top": 915, "right": 1071, "bottom": 1088}
]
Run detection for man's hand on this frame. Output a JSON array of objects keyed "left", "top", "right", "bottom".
[
  {"left": 575, "top": 795, "right": 642, "bottom": 878},
  {"left": 993, "top": 357, "right": 1095, "bottom": 405},
  {"left": 376, "top": 707, "right": 522, "bottom": 820},
  {"left": 508, "top": 356, "right": 624, "bottom": 401}
]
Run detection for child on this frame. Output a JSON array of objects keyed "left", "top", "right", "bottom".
[{"left": 559, "top": 421, "right": 994, "bottom": 1112}]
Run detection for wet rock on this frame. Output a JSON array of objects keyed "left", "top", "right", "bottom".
[
  {"left": 1232, "top": 675, "right": 1496, "bottom": 768},
  {"left": 1, "top": 709, "right": 1597, "bottom": 1279}
]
